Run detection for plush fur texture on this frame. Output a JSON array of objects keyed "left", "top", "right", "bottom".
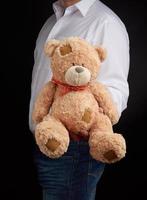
[{"left": 32, "top": 37, "right": 126, "bottom": 163}]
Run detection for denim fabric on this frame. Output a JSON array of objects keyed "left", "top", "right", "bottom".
[{"left": 33, "top": 140, "right": 105, "bottom": 200}]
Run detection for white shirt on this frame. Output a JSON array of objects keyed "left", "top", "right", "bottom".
[{"left": 29, "top": 0, "right": 130, "bottom": 133}]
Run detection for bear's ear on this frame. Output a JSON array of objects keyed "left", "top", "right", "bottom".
[
  {"left": 44, "top": 40, "right": 60, "bottom": 57},
  {"left": 95, "top": 46, "right": 107, "bottom": 62}
]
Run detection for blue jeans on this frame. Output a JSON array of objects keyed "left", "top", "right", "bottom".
[{"left": 33, "top": 140, "right": 105, "bottom": 200}]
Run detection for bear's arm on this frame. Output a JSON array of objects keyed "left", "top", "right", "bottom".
[
  {"left": 89, "top": 82, "right": 119, "bottom": 125},
  {"left": 32, "top": 81, "right": 56, "bottom": 124}
]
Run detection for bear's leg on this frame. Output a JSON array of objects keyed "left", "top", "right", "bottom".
[
  {"left": 89, "top": 113, "right": 126, "bottom": 163},
  {"left": 35, "top": 114, "right": 70, "bottom": 158}
]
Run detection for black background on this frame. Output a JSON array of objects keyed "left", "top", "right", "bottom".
[{"left": 2, "top": 0, "right": 147, "bottom": 199}]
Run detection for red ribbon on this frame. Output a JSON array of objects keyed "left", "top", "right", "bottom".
[{"left": 51, "top": 77, "right": 89, "bottom": 95}]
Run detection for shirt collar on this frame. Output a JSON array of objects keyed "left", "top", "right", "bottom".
[
  {"left": 75, "top": 0, "right": 97, "bottom": 17},
  {"left": 53, "top": 0, "right": 97, "bottom": 20}
]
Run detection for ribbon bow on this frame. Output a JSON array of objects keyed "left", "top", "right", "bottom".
[{"left": 51, "top": 77, "right": 89, "bottom": 95}]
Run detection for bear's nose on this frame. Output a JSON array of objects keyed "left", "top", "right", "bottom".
[{"left": 75, "top": 67, "right": 84, "bottom": 73}]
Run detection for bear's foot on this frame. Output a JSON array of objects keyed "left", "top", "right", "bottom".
[
  {"left": 89, "top": 131, "right": 126, "bottom": 163},
  {"left": 35, "top": 116, "right": 69, "bottom": 158},
  {"left": 46, "top": 138, "right": 61, "bottom": 152}
]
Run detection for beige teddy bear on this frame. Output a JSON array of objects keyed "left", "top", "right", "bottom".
[{"left": 32, "top": 37, "right": 126, "bottom": 164}]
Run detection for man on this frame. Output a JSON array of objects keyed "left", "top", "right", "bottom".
[{"left": 29, "top": 0, "right": 130, "bottom": 199}]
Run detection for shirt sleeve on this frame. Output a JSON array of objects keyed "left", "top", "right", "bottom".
[
  {"left": 96, "top": 19, "right": 130, "bottom": 118},
  {"left": 29, "top": 17, "right": 53, "bottom": 133}
]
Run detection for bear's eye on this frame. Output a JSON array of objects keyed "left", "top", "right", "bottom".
[
  {"left": 72, "top": 63, "right": 75, "bottom": 66},
  {"left": 82, "top": 64, "right": 85, "bottom": 67}
]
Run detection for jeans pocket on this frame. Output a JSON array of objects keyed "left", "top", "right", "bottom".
[
  {"left": 88, "top": 155, "right": 105, "bottom": 178},
  {"left": 34, "top": 151, "right": 74, "bottom": 194},
  {"left": 87, "top": 157, "right": 105, "bottom": 195}
]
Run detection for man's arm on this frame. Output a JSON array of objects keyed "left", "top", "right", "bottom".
[
  {"left": 29, "top": 15, "right": 56, "bottom": 133},
  {"left": 96, "top": 18, "right": 130, "bottom": 119}
]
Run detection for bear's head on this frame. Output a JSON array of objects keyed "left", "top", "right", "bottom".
[{"left": 45, "top": 37, "right": 106, "bottom": 86}]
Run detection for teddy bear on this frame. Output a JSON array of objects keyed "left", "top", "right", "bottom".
[{"left": 32, "top": 37, "right": 126, "bottom": 164}]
